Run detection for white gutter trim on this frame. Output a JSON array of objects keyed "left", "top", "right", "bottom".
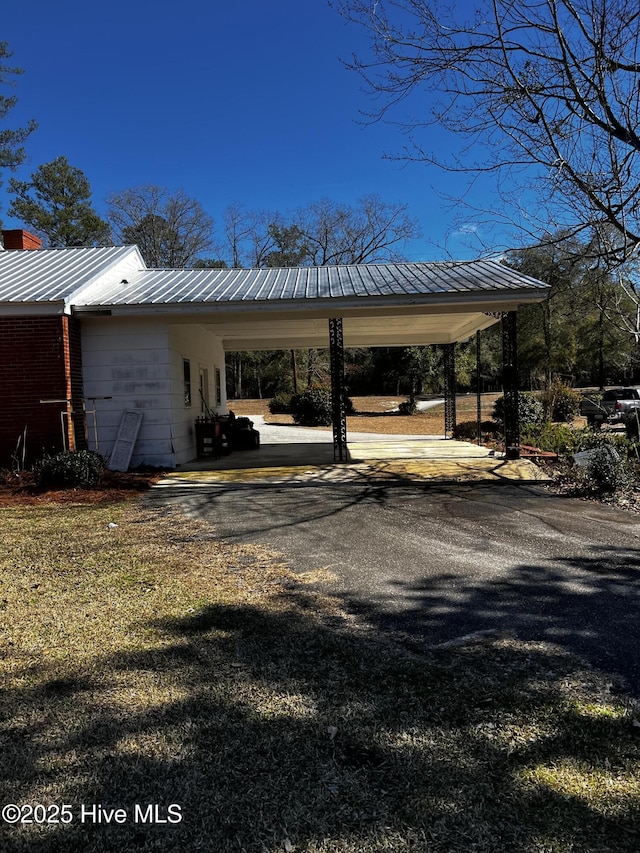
[{"left": 71, "top": 286, "right": 549, "bottom": 317}]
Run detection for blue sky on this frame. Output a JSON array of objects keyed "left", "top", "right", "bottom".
[{"left": 2, "top": 0, "right": 505, "bottom": 261}]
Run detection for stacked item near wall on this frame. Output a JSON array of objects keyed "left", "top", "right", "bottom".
[{"left": 194, "top": 413, "right": 260, "bottom": 458}]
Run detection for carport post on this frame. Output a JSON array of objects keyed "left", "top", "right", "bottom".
[
  {"left": 329, "top": 318, "right": 348, "bottom": 461},
  {"left": 502, "top": 311, "right": 520, "bottom": 460},
  {"left": 442, "top": 343, "right": 457, "bottom": 438},
  {"left": 476, "top": 330, "right": 482, "bottom": 445}
]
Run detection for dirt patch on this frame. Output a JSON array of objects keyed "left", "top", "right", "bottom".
[{"left": 230, "top": 394, "right": 502, "bottom": 436}]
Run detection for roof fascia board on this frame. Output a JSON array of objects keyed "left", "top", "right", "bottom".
[
  {"left": 71, "top": 286, "right": 548, "bottom": 318},
  {"left": 0, "top": 301, "right": 66, "bottom": 316}
]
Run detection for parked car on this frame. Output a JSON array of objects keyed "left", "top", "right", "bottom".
[{"left": 579, "top": 387, "right": 640, "bottom": 426}]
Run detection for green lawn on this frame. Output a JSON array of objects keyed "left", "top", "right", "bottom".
[{"left": 1, "top": 499, "right": 639, "bottom": 852}]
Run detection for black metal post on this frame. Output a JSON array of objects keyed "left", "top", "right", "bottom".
[
  {"left": 476, "top": 330, "right": 482, "bottom": 445},
  {"left": 329, "top": 318, "right": 348, "bottom": 462},
  {"left": 501, "top": 311, "right": 520, "bottom": 460},
  {"left": 442, "top": 343, "right": 457, "bottom": 438}
]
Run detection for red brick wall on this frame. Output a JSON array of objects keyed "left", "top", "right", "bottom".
[
  {"left": 2, "top": 230, "right": 42, "bottom": 251},
  {"left": 0, "top": 315, "right": 86, "bottom": 467}
]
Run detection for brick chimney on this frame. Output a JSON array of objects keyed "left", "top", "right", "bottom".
[{"left": 2, "top": 229, "right": 43, "bottom": 250}]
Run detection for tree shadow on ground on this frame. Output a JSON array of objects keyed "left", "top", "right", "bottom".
[
  {"left": 2, "top": 585, "right": 639, "bottom": 852},
  {"left": 149, "top": 478, "right": 640, "bottom": 697},
  {"left": 339, "top": 544, "right": 640, "bottom": 696}
]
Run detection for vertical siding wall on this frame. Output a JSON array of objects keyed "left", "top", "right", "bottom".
[
  {"left": 0, "top": 315, "right": 78, "bottom": 466},
  {"left": 81, "top": 317, "right": 175, "bottom": 468},
  {"left": 81, "top": 317, "right": 226, "bottom": 469},
  {"left": 168, "top": 324, "right": 226, "bottom": 466}
]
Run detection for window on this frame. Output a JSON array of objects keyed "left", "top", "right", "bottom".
[
  {"left": 215, "top": 367, "right": 222, "bottom": 407},
  {"left": 183, "top": 359, "right": 192, "bottom": 407}
]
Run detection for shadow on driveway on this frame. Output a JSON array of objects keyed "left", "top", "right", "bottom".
[{"left": 149, "top": 478, "right": 640, "bottom": 695}]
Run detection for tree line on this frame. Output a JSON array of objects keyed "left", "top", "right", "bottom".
[
  {"left": 2, "top": 11, "right": 640, "bottom": 399},
  {"left": 2, "top": 152, "right": 639, "bottom": 398},
  {"left": 4, "top": 154, "right": 420, "bottom": 269}
]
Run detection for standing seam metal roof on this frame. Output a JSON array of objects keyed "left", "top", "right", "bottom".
[
  {"left": 0, "top": 245, "right": 138, "bottom": 303},
  {"left": 75, "top": 258, "right": 549, "bottom": 306},
  {"left": 0, "top": 248, "right": 550, "bottom": 308}
]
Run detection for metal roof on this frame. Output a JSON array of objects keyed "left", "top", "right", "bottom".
[
  {"left": 74, "top": 259, "right": 548, "bottom": 306},
  {"left": 0, "top": 245, "right": 138, "bottom": 303},
  {"left": 0, "top": 246, "right": 549, "bottom": 320}
]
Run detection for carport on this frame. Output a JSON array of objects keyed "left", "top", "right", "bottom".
[{"left": 73, "top": 258, "right": 549, "bottom": 465}]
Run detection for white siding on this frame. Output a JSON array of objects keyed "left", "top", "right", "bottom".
[
  {"left": 81, "top": 317, "right": 226, "bottom": 469},
  {"left": 168, "top": 324, "right": 226, "bottom": 466},
  {"left": 81, "top": 317, "right": 175, "bottom": 468}
]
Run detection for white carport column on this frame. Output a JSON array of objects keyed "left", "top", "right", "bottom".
[{"left": 328, "top": 318, "right": 348, "bottom": 461}]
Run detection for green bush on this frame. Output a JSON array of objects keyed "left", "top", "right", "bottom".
[
  {"left": 268, "top": 392, "right": 292, "bottom": 414},
  {"left": 37, "top": 450, "right": 105, "bottom": 488},
  {"left": 493, "top": 392, "right": 544, "bottom": 428},
  {"left": 520, "top": 421, "right": 579, "bottom": 454},
  {"left": 623, "top": 411, "right": 640, "bottom": 439},
  {"left": 289, "top": 388, "right": 333, "bottom": 426},
  {"left": 289, "top": 388, "right": 354, "bottom": 425},
  {"left": 541, "top": 381, "right": 582, "bottom": 422},
  {"left": 571, "top": 428, "right": 636, "bottom": 457},
  {"left": 519, "top": 422, "right": 640, "bottom": 459},
  {"left": 452, "top": 420, "right": 498, "bottom": 441},
  {"left": 398, "top": 396, "right": 417, "bottom": 415},
  {"left": 583, "top": 446, "right": 630, "bottom": 493}
]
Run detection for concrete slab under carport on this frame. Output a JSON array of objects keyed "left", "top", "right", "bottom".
[{"left": 165, "top": 416, "right": 547, "bottom": 486}]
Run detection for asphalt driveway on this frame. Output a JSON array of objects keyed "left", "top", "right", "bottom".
[{"left": 150, "top": 476, "right": 640, "bottom": 695}]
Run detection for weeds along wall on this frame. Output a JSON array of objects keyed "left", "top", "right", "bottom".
[{"left": 0, "top": 315, "right": 87, "bottom": 467}]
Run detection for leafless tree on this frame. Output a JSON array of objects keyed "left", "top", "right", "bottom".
[
  {"left": 221, "top": 195, "right": 419, "bottom": 268},
  {"left": 107, "top": 185, "right": 214, "bottom": 267},
  {"left": 221, "top": 195, "right": 420, "bottom": 394},
  {"left": 337, "top": 0, "right": 640, "bottom": 267},
  {"left": 295, "top": 194, "right": 419, "bottom": 265},
  {"left": 223, "top": 203, "right": 281, "bottom": 268}
]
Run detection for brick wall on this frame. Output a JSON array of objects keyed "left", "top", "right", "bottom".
[{"left": 0, "top": 316, "right": 87, "bottom": 467}]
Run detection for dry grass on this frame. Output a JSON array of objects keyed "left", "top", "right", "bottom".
[
  {"left": 230, "top": 394, "right": 502, "bottom": 436},
  {"left": 1, "top": 499, "right": 639, "bottom": 852}
]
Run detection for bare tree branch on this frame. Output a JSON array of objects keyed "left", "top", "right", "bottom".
[
  {"left": 336, "top": 0, "right": 640, "bottom": 264},
  {"left": 107, "top": 185, "right": 214, "bottom": 268}
]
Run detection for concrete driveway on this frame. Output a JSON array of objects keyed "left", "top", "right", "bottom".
[{"left": 151, "top": 423, "right": 640, "bottom": 695}]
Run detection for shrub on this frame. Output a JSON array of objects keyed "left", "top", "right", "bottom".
[
  {"left": 520, "top": 421, "right": 580, "bottom": 454},
  {"left": 623, "top": 411, "right": 640, "bottom": 440},
  {"left": 571, "top": 428, "right": 636, "bottom": 457},
  {"left": 289, "top": 388, "right": 355, "bottom": 426},
  {"left": 519, "top": 422, "right": 639, "bottom": 459},
  {"left": 289, "top": 388, "right": 333, "bottom": 426},
  {"left": 541, "top": 381, "right": 582, "bottom": 422},
  {"left": 493, "top": 392, "right": 544, "bottom": 428},
  {"left": 37, "top": 450, "right": 105, "bottom": 488},
  {"left": 452, "top": 420, "right": 498, "bottom": 441},
  {"left": 268, "top": 392, "right": 292, "bottom": 414},
  {"left": 584, "top": 445, "right": 630, "bottom": 493},
  {"left": 398, "top": 396, "right": 417, "bottom": 416}
]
